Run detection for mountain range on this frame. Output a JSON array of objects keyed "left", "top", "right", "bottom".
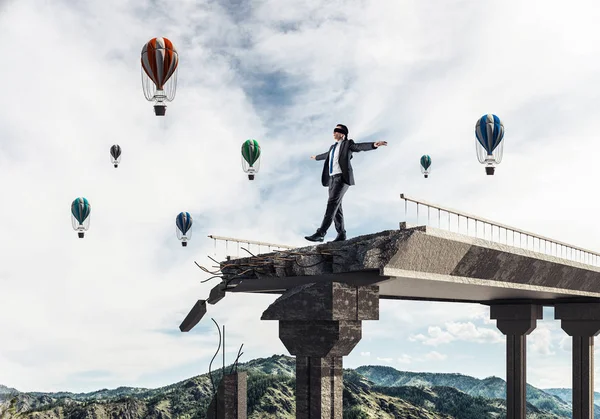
[{"left": 0, "top": 355, "right": 593, "bottom": 418}]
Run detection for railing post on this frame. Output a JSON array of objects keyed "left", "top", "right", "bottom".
[{"left": 416, "top": 203, "right": 419, "bottom": 223}]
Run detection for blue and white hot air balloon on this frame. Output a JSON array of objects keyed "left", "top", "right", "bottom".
[
  {"left": 176, "top": 212, "right": 193, "bottom": 247},
  {"left": 71, "top": 197, "right": 91, "bottom": 238},
  {"left": 475, "top": 114, "right": 504, "bottom": 175}
]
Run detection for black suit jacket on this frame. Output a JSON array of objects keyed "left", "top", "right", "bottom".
[{"left": 315, "top": 139, "right": 377, "bottom": 186}]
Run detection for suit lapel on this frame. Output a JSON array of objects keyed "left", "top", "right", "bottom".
[{"left": 341, "top": 140, "right": 350, "bottom": 161}]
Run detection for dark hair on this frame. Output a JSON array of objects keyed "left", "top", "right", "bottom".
[{"left": 336, "top": 124, "right": 349, "bottom": 138}]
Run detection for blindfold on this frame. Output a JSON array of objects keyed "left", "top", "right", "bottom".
[{"left": 333, "top": 128, "right": 347, "bottom": 135}]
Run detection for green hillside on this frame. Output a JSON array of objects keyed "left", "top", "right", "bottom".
[{"left": 0, "top": 355, "right": 579, "bottom": 418}]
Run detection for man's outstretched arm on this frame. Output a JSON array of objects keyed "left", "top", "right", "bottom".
[
  {"left": 349, "top": 140, "right": 388, "bottom": 152},
  {"left": 311, "top": 152, "right": 329, "bottom": 160}
]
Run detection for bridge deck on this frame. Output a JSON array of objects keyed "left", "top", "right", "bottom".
[{"left": 220, "top": 225, "right": 600, "bottom": 304}]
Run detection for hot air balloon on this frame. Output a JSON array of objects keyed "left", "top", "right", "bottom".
[
  {"left": 141, "top": 37, "right": 179, "bottom": 116},
  {"left": 475, "top": 114, "right": 504, "bottom": 175},
  {"left": 241, "top": 139, "right": 261, "bottom": 180},
  {"left": 176, "top": 212, "right": 192, "bottom": 247},
  {"left": 110, "top": 145, "right": 122, "bottom": 168},
  {"left": 71, "top": 197, "right": 91, "bottom": 238},
  {"left": 420, "top": 155, "right": 432, "bottom": 178}
]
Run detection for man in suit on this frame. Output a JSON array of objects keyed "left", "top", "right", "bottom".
[{"left": 305, "top": 124, "right": 387, "bottom": 242}]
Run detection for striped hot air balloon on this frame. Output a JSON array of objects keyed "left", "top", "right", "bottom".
[
  {"left": 176, "top": 212, "right": 193, "bottom": 247},
  {"left": 475, "top": 114, "right": 504, "bottom": 175},
  {"left": 241, "top": 139, "right": 261, "bottom": 180},
  {"left": 141, "top": 37, "right": 179, "bottom": 116},
  {"left": 71, "top": 197, "right": 91, "bottom": 238},
  {"left": 420, "top": 155, "right": 432, "bottom": 178},
  {"left": 110, "top": 145, "right": 121, "bottom": 168}
]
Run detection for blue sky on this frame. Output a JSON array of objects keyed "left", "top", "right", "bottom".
[{"left": 1, "top": 0, "right": 600, "bottom": 393}]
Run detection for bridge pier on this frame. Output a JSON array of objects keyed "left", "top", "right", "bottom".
[
  {"left": 490, "top": 304, "right": 543, "bottom": 419},
  {"left": 555, "top": 303, "right": 600, "bottom": 419},
  {"left": 261, "top": 282, "right": 379, "bottom": 419}
]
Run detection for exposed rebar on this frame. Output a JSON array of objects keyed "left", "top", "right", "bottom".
[{"left": 208, "top": 318, "right": 222, "bottom": 398}]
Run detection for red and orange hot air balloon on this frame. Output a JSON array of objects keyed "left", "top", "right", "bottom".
[{"left": 141, "top": 37, "right": 179, "bottom": 116}]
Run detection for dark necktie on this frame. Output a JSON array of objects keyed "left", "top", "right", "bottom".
[{"left": 329, "top": 142, "right": 338, "bottom": 175}]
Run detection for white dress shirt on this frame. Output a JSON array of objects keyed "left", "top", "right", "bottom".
[{"left": 329, "top": 138, "right": 345, "bottom": 176}]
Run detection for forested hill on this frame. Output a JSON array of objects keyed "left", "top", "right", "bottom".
[{"left": 0, "top": 355, "right": 583, "bottom": 418}]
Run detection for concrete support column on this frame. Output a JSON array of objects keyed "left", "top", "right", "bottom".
[
  {"left": 207, "top": 371, "right": 247, "bottom": 419},
  {"left": 261, "top": 282, "right": 379, "bottom": 419},
  {"left": 294, "top": 350, "right": 343, "bottom": 416},
  {"left": 490, "top": 304, "right": 543, "bottom": 419},
  {"left": 555, "top": 303, "right": 600, "bottom": 419}
]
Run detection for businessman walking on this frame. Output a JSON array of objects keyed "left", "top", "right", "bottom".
[{"left": 305, "top": 124, "right": 387, "bottom": 242}]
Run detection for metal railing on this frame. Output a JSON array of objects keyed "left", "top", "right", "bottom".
[
  {"left": 400, "top": 193, "right": 600, "bottom": 267},
  {"left": 208, "top": 234, "right": 295, "bottom": 259}
]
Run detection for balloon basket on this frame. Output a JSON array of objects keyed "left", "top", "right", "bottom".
[
  {"left": 114, "top": 164, "right": 118, "bottom": 168},
  {"left": 485, "top": 167, "right": 495, "bottom": 175},
  {"left": 424, "top": 174, "right": 428, "bottom": 178},
  {"left": 248, "top": 174, "right": 255, "bottom": 180},
  {"left": 182, "top": 241, "right": 187, "bottom": 247},
  {"left": 154, "top": 104, "right": 166, "bottom": 116},
  {"left": 78, "top": 232, "right": 84, "bottom": 238}
]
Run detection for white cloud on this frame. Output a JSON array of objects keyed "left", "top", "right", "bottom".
[
  {"left": 379, "top": 301, "right": 494, "bottom": 334},
  {"left": 468, "top": 306, "right": 497, "bottom": 325},
  {"left": 397, "top": 354, "right": 412, "bottom": 365},
  {"left": 445, "top": 322, "right": 504, "bottom": 345},
  {"left": 360, "top": 352, "right": 371, "bottom": 357},
  {"left": 424, "top": 351, "right": 448, "bottom": 361},
  {"left": 410, "top": 326, "right": 456, "bottom": 347},
  {"left": 529, "top": 362, "right": 572, "bottom": 390},
  {"left": 560, "top": 336, "right": 572, "bottom": 353},
  {"left": 529, "top": 325, "right": 556, "bottom": 356},
  {"left": 376, "top": 357, "right": 393, "bottom": 364},
  {"left": 410, "top": 322, "right": 503, "bottom": 347}
]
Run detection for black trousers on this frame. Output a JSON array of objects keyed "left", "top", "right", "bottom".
[{"left": 318, "top": 174, "right": 349, "bottom": 235}]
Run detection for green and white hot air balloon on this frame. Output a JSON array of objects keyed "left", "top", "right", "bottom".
[
  {"left": 241, "top": 139, "right": 261, "bottom": 180},
  {"left": 420, "top": 155, "right": 432, "bottom": 178},
  {"left": 71, "top": 197, "right": 91, "bottom": 238}
]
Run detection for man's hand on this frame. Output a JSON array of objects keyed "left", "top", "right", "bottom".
[
  {"left": 310, "top": 155, "right": 316, "bottom": 159},
  {"left": 374, "top": 141, "right": 388, "bottom": 148}
]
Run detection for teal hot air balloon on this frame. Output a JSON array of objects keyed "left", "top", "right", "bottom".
[
  {"left": 176, "top": 212, "right": 193, "bottom": 247},
  {"left": 420, "top": 155, "right": 432, "bottom": 178},
  {"left": 71, "top": 197, "right": 91, "bottom": 238},
  {"left": 241, "top": 139, "right": 261, "bottom": 180},
  {"left": 475, "top": 114, "right": 504, "bottom": 175}
]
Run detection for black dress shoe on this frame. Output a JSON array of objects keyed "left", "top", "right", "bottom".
[
  {"left": 331, "top": 233, "right": 346, "bottom": 242},
  {"left": 305, "top": 232, "right": 325, "bottom": 242}
]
